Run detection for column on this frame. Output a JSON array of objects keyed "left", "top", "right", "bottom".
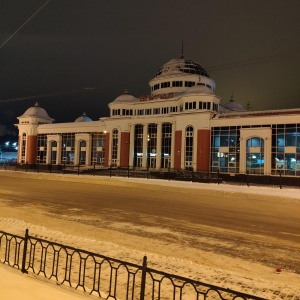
[
  {"left": 46, "top": 140, "right": 51, "bottom": 164},
  {"left": 85, "top": 135, "right": 92, "bottom": 166},
  {"left": 74, "top": 139, "right": 80, "bottom": 165}
]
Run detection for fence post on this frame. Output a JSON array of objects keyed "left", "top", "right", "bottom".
[
  {"left": 246, "top": 169, "right": 249, "bottom": 187},
  {"left": 279, "top": 170, "right": 282, "bottom": 189},
  {"left": 26, "top": 162, "right": 28, "bottom": 172},
  {"left": 140, "top": 256, "right": 147, "bottom": 300},
  {"left": 37, "top": 161, "right": 39, "bottom": 173},
  {"left": 78, "top": 165, "right": 80, "bottom": 175},
  {"left": 21, "top": 229, "right": 29, "bottom": 274},
  {"left": 93, "top": 163, "right": 96, "bottom": 176},
  {"left": 217, "top": 169, "right": 220, "bottom": 185},
  {"left": 168, "top": 166, "right": 170, "bottom": 181},
  {"left": 110, "top": 165, "right": 112, "bottom": 177},
  {"left": 127, "top": 164, "right": 130, "bottom": 178}
]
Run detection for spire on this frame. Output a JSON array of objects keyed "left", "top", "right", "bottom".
[
  {"left": 123, "top": 89, "right": 129, "bottom": 94},
  {"left": 246, "top": 101, "right": 251, "bottom": 110},
  {"left": 180, "top": 41, "right": 184, "bottom": 58},
  {"left": 34, "top": 102, "right": 40, "bottom": 107}
]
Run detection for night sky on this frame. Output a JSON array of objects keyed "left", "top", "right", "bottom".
[{"left": 1, "top": 0, "right": 300, "bottom": 135}]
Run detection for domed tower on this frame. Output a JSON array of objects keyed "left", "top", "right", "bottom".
[
  {"left": 74, "top": 112, "right": 93, "bottom": 122},
  {"left": 149, "top": 54, "right": 215, "bottom": 95},
  {"left": 16, "top": 102, "right": 54, "bottom": 164},
  {"left": 220, "top": 94, "right": 247, "bottom": 113}
]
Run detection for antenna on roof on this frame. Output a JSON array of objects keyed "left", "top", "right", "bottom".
[{"left": 180, "top": 41, "right": 184, "bottom": 58}]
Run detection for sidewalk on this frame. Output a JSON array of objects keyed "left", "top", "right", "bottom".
[{"left": 0, "top": 264, "right": 92, "bottom": 300}]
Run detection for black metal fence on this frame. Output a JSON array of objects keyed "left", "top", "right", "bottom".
[
  {"left": 0, "top": 229, "right": 265, "bottom": 300},
  {"left": 1, "top": 162, "right": 300, "bottom": 189}
]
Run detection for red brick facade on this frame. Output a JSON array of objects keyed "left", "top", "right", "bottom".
[{"left": 196, "top": 129, "right": 210, "bottom": 172}]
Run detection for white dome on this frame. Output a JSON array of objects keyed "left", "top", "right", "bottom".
[
  {"left": 183, "top": 83, "right": 215, "bottom": 96},
  {"left": 220, "top": 97, "right": 247, "bottom": 113},
  {"left": 154, "top": 57, "right": 210, "bottom": 78},
  {"left": 20, "top": 102, "right": 51, "bottom": 119},
  {"left": 75, "top": 112, "right": 92, "bottom": 122},
  {"left": 112, "top": 89, "right": 137, "bottom": 103}
]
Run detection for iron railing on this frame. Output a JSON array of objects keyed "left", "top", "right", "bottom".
[
  {"left": 0, "top": 229, "right": 265, "bottom": 300},
  {"left": 2, "top": 162, "right": 300, "bottom": 188}
]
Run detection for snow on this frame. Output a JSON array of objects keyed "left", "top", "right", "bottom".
[{"left": 0, "top": 170, "right": 300, "bottom": 299}]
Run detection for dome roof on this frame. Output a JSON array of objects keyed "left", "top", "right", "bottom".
[
  {"left": 75, "top": 112, "right": 92, "bottom": 122},
  {"left": 112, "top": 89, "right": 137, "bottom": 103},
  {"left": 183, "top": 83, "right": 215, "bottom": 96},
  {"left": 154, "top": 57, "right": 210, "bottom": 78},
  {"left": 20, "top": 102, "right": 51, "bottom": 119},
  {"left": 220, "top": 96, "right": 247, "bottom": 113}
]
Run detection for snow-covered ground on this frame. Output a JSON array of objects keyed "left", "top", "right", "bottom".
[{"left": 0, "top": 170, "right": 300, "bottom": 299}]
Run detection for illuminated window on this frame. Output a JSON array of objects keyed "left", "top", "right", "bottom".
[{"left": 185, "top": 126, "right": 193, "bottom": 170}]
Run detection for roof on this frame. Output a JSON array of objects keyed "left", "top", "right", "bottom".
[
  {"left": 218, "top": 108, "right": 300, "bottom": 119},
  {"left": 111, "top": 89, "right": 138, "bottom": 104},
  {"left": 183, "top": 83, "right": 215, "bottom": 96},
  {"left": 219, "top": 97, "right": 247, "bottom": 113},
  {"left": 74, "top": 112, "right": 92, "bottom": 122},
  {"left": 18, "top": 102, "right": 53, "bottom": 120},
  {"left": 154, "top": 57, "right": 210, "bottom": 78}
]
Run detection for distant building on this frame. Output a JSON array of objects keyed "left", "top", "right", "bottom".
[{"left": 16, "top": 53, "right": 300, "bottom": 176}]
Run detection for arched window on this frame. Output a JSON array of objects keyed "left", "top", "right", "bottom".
[
  {"left": 21, "top": 133, "right": 27, "bottom": 163},
  {"left": 134, "top": 125, "right": 143, "bottom": 167},
  {"left": 185, "top": 126, "right": 193, "bottom": 170},
  {"left": 161, "top": 123, "right": 172, "bottom": 168},
  {"left": 147, "top": 123, "right": 157, "bottom": 168},
  {"left": 111, "top": 129, "right": 118, "bottom": 166}
]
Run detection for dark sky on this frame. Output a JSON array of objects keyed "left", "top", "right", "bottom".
[{"left": 1, "top": 0, "right": 300, "bottom": 133}]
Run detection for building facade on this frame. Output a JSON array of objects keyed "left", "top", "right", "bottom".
[{"left": 16, "top": 54, "right": 300, "bottom": 176}]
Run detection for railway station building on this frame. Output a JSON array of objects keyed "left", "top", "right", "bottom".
[{"left": 16, "top": 54, "right": 300, "bottom": 176}]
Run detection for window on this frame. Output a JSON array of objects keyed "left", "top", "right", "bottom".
[
  {"left": 21, "top": 133, "right": 27, "bottom": 163},
  {"left": 91, "top": 133, "right": 106, "bottom": 164},
  {"left": 185, "top": 102, "right": 196, "bottom": 110},
  {"left": 185, "top": 81, "right": 195, "bottom": 87},
  {"left": 185, "top": 126, "right": 194, "bottom": 170},
  {"left": 161, "top": 123, "right": 172, "bottom": 168},
  {"left": 61, "top": 133, "right": 75, "bottom": 164},
  {"left": 134, "top": 125, "right": 143, "bottom": 167},
  {"left": 153, "top": 84, "right": 159, "bottom": 91},
  {"left": 172, "top": 81, "right": 182, "bottom": 87},
  {"left": 161, "top": 82, "right": 170, "bottom": 88},
  {"left": 211, "top": 126, "right": 240, "bottom": 174},
  {"left": 162, "top": 107, "right": 169, "bottom": 114},
  {"left": 111, "top": 129, "right": 118, "bottom": 165},
  {"left": 153, "top": 108, "right": 160, "bottom": 114},
  {"left": 147, "top": 123, "right": 157, "bottom": 168},
  {"left": 170, "top": 106, "right": 178, "bottom": 113}
]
